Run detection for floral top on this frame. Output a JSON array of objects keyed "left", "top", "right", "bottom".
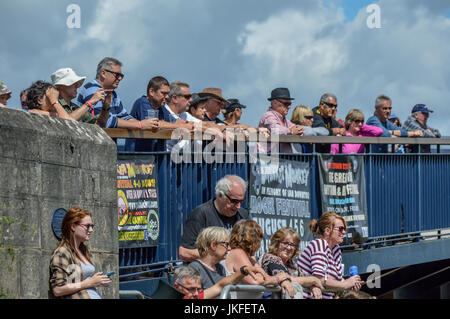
[{"left": 259, "top": 253, "right": 305, "bottom": 277}]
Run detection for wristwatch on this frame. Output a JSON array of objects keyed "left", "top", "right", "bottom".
[{"left": 240, "top": 265, "right": 249, "bottom": 276}]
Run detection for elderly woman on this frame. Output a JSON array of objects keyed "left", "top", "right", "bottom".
[
  {"left": 290, "top": 105, "right": 329, "bottom": 153},
  {"left": 297, "top": 212, "right": 364, "bottom": 299},
  {"left": 259, "top": 227, "right": 324, "bottom": 299},
  {"left": 330, "top": 109, "right": 383, "bottom": 154},
  {"left": 49, "top": 207, "right": 111, "bottom": 299},
  {"left": 221, "top": 219, "right": 293, "bottom": 299},
  {"left": 189, "top": 226, "right": 230, "bottom": 289},
  {"left": 25, "top": 80, "right": 73, "bottom": 120}
]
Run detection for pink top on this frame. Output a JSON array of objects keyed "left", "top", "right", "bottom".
[{"left": 330, "top": 124, "right": 383, "bottom": 154}]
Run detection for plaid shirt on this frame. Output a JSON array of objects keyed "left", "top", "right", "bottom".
[
  {"left": 59, "top": 97, "right": 97, "bottom": 124},
  {"left": 49, "top": 243, "right": 91, "bottom": 299}
]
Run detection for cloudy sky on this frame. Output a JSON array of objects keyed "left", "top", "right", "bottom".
[{"left": 1, "top": 0, "right": 449, "bottom": 135}]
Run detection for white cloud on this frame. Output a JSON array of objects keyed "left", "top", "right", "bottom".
[{"left": 233, "top": 0, "right": 450, "bottom": 135}]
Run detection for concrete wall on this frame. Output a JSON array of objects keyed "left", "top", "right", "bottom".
[{"left": 0, "top": 108, "right": 118, "bottom": 299}]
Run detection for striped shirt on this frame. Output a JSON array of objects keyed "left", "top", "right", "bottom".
[
  {"left": 76, "top": 79, "right": 133, "bottom": 128},
  {"left": 297, "top": 238, "right": 343, "bottom": 299}
]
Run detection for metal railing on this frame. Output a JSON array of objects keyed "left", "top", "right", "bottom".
[
  {"left": 219, "top": 284, "right": 282, "bottom": 299},
  {"left": 106, "top": 129, "right": 450, "bottom": 279},
  {"left": 119, "top": 290, "right": 146, "bottom": 299}
]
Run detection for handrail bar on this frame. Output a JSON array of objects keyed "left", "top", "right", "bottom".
[
  {"left": 104, "top": 128, "right": 450, "bottom": 145},
  {"left": 341, "top": 228, "right": 450, "bottom": 249},
  {"left": 119, "top": 290, "right": 146, "bottom": 299},
  {"left": 219, "top": 284, "right": 282, "bottom": 299},
  {"left": 119, "top": 260, "right": 183, "bottom": 270}
]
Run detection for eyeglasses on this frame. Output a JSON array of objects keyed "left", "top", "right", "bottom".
[
  {"left": 354, "top": 120, "right": 364, "bottom": 124},
  {"left": 323, "top": 101, "right": 337, "bottom": 108},
  {"left": 225, "top": 194, "right": 245, "bottom": 205},
  {"left": 218, "top": 241, "right": 230, "bottom": 248},
  {"left": 79, "top": 223, "right": 95, "bottom": 230},
  {"left": 277, "top": 99, "right": 292, "bottom": 107},
  {"left": 178, "top": 283, "right": 203, "bottom": 295},
  {"left": 304, "top": 115, "right": 314, "bottom": 120},
  {"left": 279, "top": 241, "right": 297, "bottom": 248},
  {"left": 104, "top": 69, "right": 125, "bottom": 80},
  {"left": 333, "top": 226, "right": 346, "bottom": 233},
  {"left": 381, "top": 107, "right": 392, "bottom": 110}
]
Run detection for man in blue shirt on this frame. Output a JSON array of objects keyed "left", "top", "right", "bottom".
[
  {"left": 76, "top": 57, "right": 159, "bottom": 131},
  {"left": 366, "top": 94, "right": 423, "bottom": 152},
  {"left": 125, "top": 76, "right": 192, "bottom": 152}
]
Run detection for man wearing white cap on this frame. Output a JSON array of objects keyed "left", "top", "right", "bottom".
[
  {"left": 51, "top": 68, "right": 110, "bottom": 127},
  {"left": 0, "top": 81, "right": 12, "bottom": 108}
]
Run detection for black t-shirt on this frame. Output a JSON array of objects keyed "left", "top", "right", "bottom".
[
  {"left": 180, "top": 198, "right": 249, "bottom": 249},
  {"left": 189, "top": 260, "right": 226, "bottom": 289},
  {"left": 311, "top": 106, "right": 343, "bottom": 153}
]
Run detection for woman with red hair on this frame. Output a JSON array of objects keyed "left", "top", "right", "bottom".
[
  {"left": 297, "top": 212, "right": 364, "bottom": 299},
  {"left": 49, "top": 207, "right": 110, "bottom": 299}
]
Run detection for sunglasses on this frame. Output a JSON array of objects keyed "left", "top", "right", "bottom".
[
  {"left": 79, "top": 223, "right": 95, "bottom": 230},
  {"left": 323, "top": 101, "right": 337, "bottom": 108},
  {"left": 225, "top": 193, "right": 245, "bottom": 205},
  {"left": 333, "top": 226, "right": 346, "bottom": 233},
  {"left": 354, "top": 120, "right": 364, "bottom": 124},
  {"left": 304, "top": 115, "right": 314, "bottom": 120},
  {"left": 104, "top": 69, "right": 125, "bottom": 80},
  {"left": 178, "top": 94, "right": 192, "bottom": 100},
  {"left": 277, "top": 99, "right": 292, "bottom": 107},
  {"left": 381, "top": 107, "right": 392, "bottom": 110}
]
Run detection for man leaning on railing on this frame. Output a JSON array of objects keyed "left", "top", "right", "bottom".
[{"left": 403, "top": 104, "right": 441, "bottom": 153}]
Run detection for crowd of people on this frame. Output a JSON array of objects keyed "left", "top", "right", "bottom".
[
  {"left": 50, "top": 176, "right": 370, "bottom": 300},
  {"left": 176, "top": 175, "right": 367, "bottom": 300},
  {"left": 5, "top": 56, "right": 441, "bottom": 300},
  {"left": 1, "top": 56, "right": 442, "bottom": 154}
]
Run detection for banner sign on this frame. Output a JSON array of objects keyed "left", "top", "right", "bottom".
[
  {"left": 318, "top": 154, "right": 369, "bottom": 244},
  {"left": 249, "top": 156, "right": 313, "bottom": 255},
  {"left": 117, "top": 156, "right": 160, "bottom": 248}
]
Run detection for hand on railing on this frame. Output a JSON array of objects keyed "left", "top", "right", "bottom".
[
  {"left": 290, "top": 125, "right": 304, "bottom": 136},
  {"left": 141, "top": 118, "right": 160, "bottom": 132},
  {"left": 344, "top": 275, "right": 365, "bottom": 290}
]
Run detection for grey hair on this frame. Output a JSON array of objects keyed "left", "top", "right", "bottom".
[
  {"left": 215, "top": 175, "right": 247, "bottom": 197},
  {"left": 173, "top": 266, "right": 202, "bottom": 285},
  {"left": 375, "top": 95, "right": 391, "bottom": 108},
  {"left": 320, "top": 93, "right": 337, "bottom": 104},
  {"left": 96, "top": 57, "right": 122, "bottom": 79},
  {"left": 168, "top": 81, "right": 189, "bottom": 102}
]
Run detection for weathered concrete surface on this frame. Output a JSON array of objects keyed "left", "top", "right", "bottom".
[{"left": 0, "top": 108, "right": 118, "bottom": 299}]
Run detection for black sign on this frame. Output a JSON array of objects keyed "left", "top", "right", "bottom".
[
  {"left": 117, "top": 156, "right": 160, "bottom": 248},
  {"left": 249, "top": 156, "right": 313, "bottom": 255},
  {"left": 318, "top": 154, "right": 369, "bottom": 244}
]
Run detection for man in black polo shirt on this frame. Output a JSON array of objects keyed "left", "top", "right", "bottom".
[{"left": 179, "top": 175, "right": 249, "bottom": 262}]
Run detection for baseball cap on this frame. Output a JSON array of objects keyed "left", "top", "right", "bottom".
[{"left": 411, "top": 104, "right": 433, "bottom": 114}]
